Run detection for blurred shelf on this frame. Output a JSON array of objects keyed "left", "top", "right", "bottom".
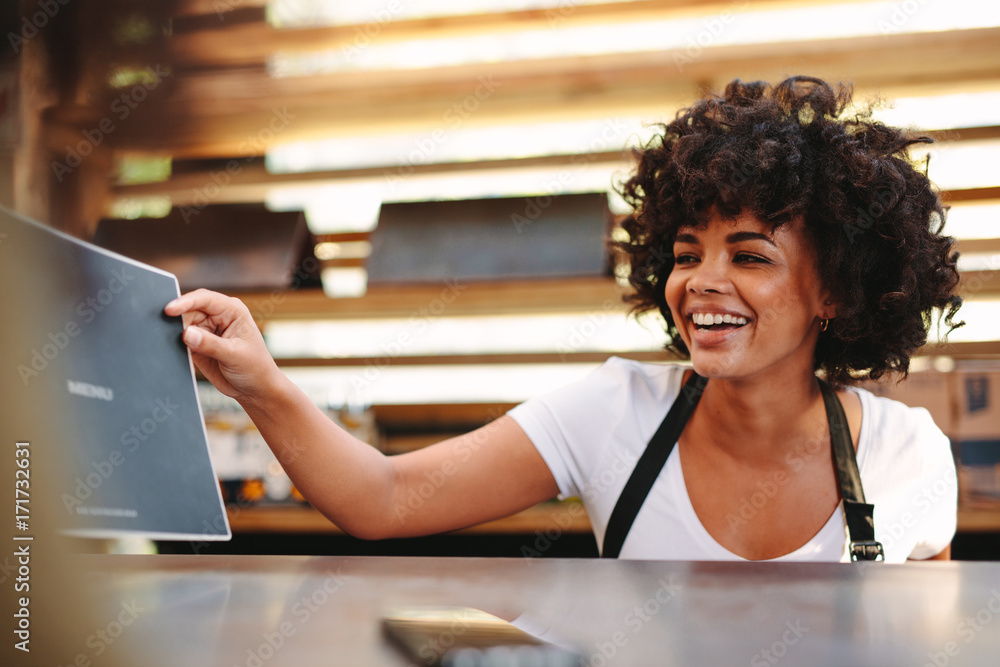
[
  {"left": 227, "top": 501, "right": 592, "bottom": 536},
  {"left": 227, "top": 500, "right": 996, "bottom": 537},
  {"left": 269, "top": 342, "right": 1000, "bottom": 369},
  {"left": 958, "top": 501, "right": 1000, "bottom": 533},
  {"left": 372, "top": 403, "right": 517, "bottom": 431}
]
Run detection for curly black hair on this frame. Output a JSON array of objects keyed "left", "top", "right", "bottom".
[{"left": 617, "top": 75, "right": 963, "bottom": 386}]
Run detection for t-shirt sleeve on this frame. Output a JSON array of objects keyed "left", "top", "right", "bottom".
[
  {"left": 507, "top": 358, "right": 639, "bottom": 501},
  {"left": 508, "top": 397, "right": 579, "bottom": 500},
  {"left": 907, "top": 409, "right": 958, "bottom": 560}
]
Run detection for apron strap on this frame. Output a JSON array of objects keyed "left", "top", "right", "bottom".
[
  {"left": 601, "top": 371, "right": 706, "bottom": 558},
  {"left": 818, "top": 380, "right": 885, "bottom": 562}
]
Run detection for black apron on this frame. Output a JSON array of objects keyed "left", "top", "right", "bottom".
[{"left": 601, "top": 371, "right": 885, "bottom": 561}]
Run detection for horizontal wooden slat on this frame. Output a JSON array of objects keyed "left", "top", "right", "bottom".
[
  {"left": 958, "top": 270, "right": 1000, "bottom": 299},
  {"left": 957, "top": 238, "right": 1000, "bottom": 255},
  {"left": 239, "top": 277, "right": 628, "bottom": 320},
  {"left": 372, "top": 403, "right": 517, "bottom": 430},
  {"left": 315, "top": 232, "right": 372, "bottom": 244},
  {"left": 925, "top": 341, "right": 1000, "bottom": 360},
  {"left": 945, "top": 187, "right": 1000, "bottom": 204},
  {"left": 925, "top": 126, "right": 1000, "bottom": 143},
  {"left": 319, "top": 257, "right": 367, "bottom": 269},
  {"left": 274, "top": 350, "right": 674, "bottom": 367},
  {"left": 957, "top": 500, "right": 1000, "bottom": 533},
  {"left": 170, "top": 0, "right": 870, "bottom": 68},
  {"left": 111, "top": 150, "right": 629, "bottom": 205},
  {"left": 174, "top": 0, "right": 266, "bottom": 18},
  {"left": 91, "top": 27, "right": 1000, "bottom": 157},
  {"left": 112, "top": 163, "right": 1000, "bottom": 213}
]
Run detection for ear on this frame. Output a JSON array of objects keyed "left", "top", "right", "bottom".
[{"left": 820, "top": 296, "right": 838, "bottom": 320}]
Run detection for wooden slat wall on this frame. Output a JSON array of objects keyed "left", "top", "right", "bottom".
[{"left": 69, "top": 0, "right": 1000, "bottom": 355}]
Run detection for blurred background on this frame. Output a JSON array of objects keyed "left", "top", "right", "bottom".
[{"left": 1, "top": 0, "right": 999, "bottom": 560}]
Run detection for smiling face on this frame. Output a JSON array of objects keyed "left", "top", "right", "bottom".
[{"left": 664, "top": 211, "right": 834, "bottom": 383}]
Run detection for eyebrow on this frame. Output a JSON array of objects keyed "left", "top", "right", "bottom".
[{"left": 674, "top": 230, "right": 777, "bottom": 247}]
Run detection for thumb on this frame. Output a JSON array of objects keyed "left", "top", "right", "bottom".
[{"left": 183, "top": 325, "right": 228, "bottom": 359}]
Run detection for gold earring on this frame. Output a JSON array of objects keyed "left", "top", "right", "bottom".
[{"left": 819, "top": 319, "right": 829, "bottom": 332}]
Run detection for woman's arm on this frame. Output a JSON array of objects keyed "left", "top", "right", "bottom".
[{"left": 166, "top": 289, "right": 559, "bottom": 539}]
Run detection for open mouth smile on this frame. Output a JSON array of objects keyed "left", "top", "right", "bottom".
[{"left": 691, "top": 312, "right": 749, "bottom": 331}]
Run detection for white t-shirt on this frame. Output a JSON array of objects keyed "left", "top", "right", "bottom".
[{"left": 508, "top": 357, "right": 957, "bottom": 562}]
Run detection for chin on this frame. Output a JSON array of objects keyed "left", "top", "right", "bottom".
[
  {"left": 686, "top": 347, "right": 748, "bottom": 379},
  {"left": 688, "top": 358, "right": 736, "bottom": 380}
]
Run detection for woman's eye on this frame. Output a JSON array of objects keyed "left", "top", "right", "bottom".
[
  {"left": 674, "top": 254, "right": 699, "bottom": 265},
  {"left": 734, "top": 253, "right": 768, "bottom": 264}
]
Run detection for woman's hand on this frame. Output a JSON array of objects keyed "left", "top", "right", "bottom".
[{"left": 164, "top": 289, "right": 281, "bottom": 402}]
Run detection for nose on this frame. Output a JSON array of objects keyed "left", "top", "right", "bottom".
[{"left": 686, "top": 255, "right": 732, "bottom": 294}]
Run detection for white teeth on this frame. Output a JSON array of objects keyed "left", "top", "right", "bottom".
[{"left": 691, "top": 313, "right": 749, "bottom": 327}]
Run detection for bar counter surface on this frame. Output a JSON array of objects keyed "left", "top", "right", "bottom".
[{"left": 74, "top": 555, "right": 1000, "bottom": 666}]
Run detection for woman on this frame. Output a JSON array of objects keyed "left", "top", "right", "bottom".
[{"left": 166, "top": 76, "right": 962, "bottom": 562}]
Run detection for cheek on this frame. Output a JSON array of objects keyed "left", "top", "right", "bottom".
[{"left": 663, "top": 272, "right": 684, "bottom": 320}]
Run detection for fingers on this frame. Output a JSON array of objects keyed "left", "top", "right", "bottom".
[{"left": 164, "top": 288, "right": 239, "bottom": 318}]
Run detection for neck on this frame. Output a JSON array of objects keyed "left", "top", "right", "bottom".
[{"left": 693, "top": 366, "right": 827, "bottom": 462}]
